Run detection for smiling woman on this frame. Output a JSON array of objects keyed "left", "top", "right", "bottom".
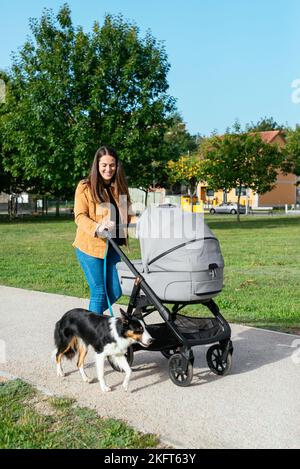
[
  {"left": 72, "top": 145, "right": 136, "bottom": 315},
  {"left": 98, "top": 154, "right": 117, "bottom": 181}
]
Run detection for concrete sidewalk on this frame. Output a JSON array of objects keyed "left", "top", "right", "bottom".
[{"left": 0, "top": 285, "right": 299, "bottom": 449}]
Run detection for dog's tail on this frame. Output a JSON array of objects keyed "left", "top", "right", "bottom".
[{"left": 54, "top": 320, "right": 78, "bottom": 361}]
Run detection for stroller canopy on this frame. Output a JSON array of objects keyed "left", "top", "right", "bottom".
[{"left": 136, "top": 205, "right": 224, "bottom": 273}]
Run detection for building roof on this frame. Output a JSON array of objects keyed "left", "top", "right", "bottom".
[
  {"left": 256, "top": 130, "right": 285, "bottom": 144},
  {"left": 217, "top": 130, "right": 285, "bottom": 144}
]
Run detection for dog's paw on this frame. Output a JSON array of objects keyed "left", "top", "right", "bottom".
[
  {"left": 57, "top": 370, "right": 65, "bottom": 378},
  {"left": 101, "top": 385, "right": 112, "bottom": 392},
  {"left": 123, "top": 383, "right": 130, "bottom": 392}
]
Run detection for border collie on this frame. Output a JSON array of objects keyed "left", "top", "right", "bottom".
[{"left": 54, "top": 308, "right": 153, "bottom": 392}]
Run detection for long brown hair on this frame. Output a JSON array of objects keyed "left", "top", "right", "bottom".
[{"left": 85, "top": 146, "right": 131, "bottom": 206}]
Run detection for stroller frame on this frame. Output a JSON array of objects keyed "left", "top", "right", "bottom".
[{"left": 108, "top": 234, "right": 233, "bottom": 387}]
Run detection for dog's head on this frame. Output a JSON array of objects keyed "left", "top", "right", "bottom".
[{"left": 120, "top": 309, "right": 154, "bottom": 347}]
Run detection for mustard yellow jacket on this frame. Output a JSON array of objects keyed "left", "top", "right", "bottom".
[{"left": 72, "top": 180, "right": 135, "bottom": 258}]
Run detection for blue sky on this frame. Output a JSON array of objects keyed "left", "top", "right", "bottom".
[{"left": 1, "top": 0, "right": 300, "bottom": 135}]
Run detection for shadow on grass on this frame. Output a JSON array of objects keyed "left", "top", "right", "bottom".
[{"left": 0, "top": 214, "right": 74, "bottom": 224}]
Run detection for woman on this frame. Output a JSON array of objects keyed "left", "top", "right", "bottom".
[{"left": 73, "top": 146, "right": 135, "bottom": 315}]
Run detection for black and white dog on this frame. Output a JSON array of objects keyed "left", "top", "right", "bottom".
[{"left": 54, "top": 308, "right": 153, "bottom": 392}]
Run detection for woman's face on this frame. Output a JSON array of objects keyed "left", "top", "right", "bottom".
[{"left": 98, "top": 154, "right": 117, "bottom": 182}]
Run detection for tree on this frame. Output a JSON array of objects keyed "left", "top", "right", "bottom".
[
  {"left": 2, "top": 7, "right": 80, "bottom": 201},
  {"left": 245, "top": 116, "right": 286, "bottom": 132},
  {"left": 283, "top": 126, "right": 300, "bottom": 177},
  {"left": 89, "top": 13, "right": 176, "bottom": 194},
  {"left": 0, "top": 71, "right": 28, "bottom": 214},
  {"left": 200, "top": 130, "right": 285, "bottom": 221},
  {"left": 2, "top": 4, "right": 176, "bottom": 204},
  {"left": 163, "top": 112, "right": 198, "bottom": 158},
  {"left": 167, "top": 155, "right": 205, "bottom": 197},
  {"left": 149, "top": 113, "right": 200, "bottom": 200}
]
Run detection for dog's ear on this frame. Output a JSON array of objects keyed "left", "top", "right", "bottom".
[{"left": 120, "top": 308, "right": 130, "bottom": 323}]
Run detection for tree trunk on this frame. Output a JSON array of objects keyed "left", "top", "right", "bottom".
[
  {"left": 237, "top": 188, "right": 241, "bottom": 223},
  {"left": 15, "top": 197, "right": 18, "bottom": 217},
  {"left": 8, "top": 194, "right": 18, "bottom": 219},
  {"left": 55, "top": 199, "right": 60, "bottom": 217},
  {"left": 8, "top": 196, "right": 13, "bottom": 220}
]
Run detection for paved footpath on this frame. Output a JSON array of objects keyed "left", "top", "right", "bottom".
[{"left": 0, "top": 285, "right": 299, "bottom": 449}]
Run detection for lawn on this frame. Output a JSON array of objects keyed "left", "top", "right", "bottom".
[
  {"left": 0, "top": 214, "right": 299, "bottom": 332},
  {"left": 0, "top": 378, "right": 159, "bottom": 449}
]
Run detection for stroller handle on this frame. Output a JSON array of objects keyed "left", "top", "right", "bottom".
[{"left": 101, "top": 223, "right": 136, "bottom": 238}]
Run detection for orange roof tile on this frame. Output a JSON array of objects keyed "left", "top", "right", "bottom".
[{"left": 257, "top": 130, "right": 283, "bottom": 144}]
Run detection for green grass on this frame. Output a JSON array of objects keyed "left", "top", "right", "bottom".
[
  {"left": 0, "top": 214, "right": 299, "bottom": 331},
  {"left": 0, "top": 379, "right": 159, "bottom": 449},
  {"left": 187, "top": 215, "right": 300, "bottom": 331}
]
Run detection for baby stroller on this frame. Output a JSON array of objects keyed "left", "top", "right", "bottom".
[{"left": 107, "top": 204, "right": 233, "bottom": 387}]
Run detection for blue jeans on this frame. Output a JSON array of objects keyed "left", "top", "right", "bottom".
[{"left": 76, "top": 246, "right": 122, "bottom": 315}]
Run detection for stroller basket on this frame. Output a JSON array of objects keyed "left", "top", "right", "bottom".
[
  {"left": 133, "top": 314, "right": 228, "bottom": 353},
  {"left": 174, "top": 315, "right": 226, "bottom": 342}
]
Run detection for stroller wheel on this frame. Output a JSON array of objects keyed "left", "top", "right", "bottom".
[
  {"left": 206, "top": 345, "right": 232, "bottom": 376},
  {"left": 168, "top": 353, "right": 193, "bottom": 387},
  {"left": 107, "top": 346, "right": 134, "bottom": 373}
]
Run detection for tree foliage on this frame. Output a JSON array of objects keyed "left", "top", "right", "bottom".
[
  {"left": 245, "top": 116, "right": 286, "bottom": 132},
  {"left": 1, "top": 4, "right": 176, "bottom": 198},
  {"left": 164, "top": 112, "right": 198, "bottom": 157},
  {"left": 153, "top": 112, "right": 200, "bottom": 191},
  {"left": 0, "top": 71, "right": 26, "bottom": 194},
  {"left": 283, "top": 126, "right": 300, "bottom": 177},
  {"left": 167, "top": 155, "right": 204, "bottom": 196},
  {"left": 200, "top": 129, "right": 285, "bottom": 220}
]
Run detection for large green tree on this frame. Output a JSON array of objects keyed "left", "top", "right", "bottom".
[
  {"left": 200, "top": 128, "right": 285, "bottom": 221},
  {"left": 0, "top": 71, "right": 27, "bottom": 197},
  {"left": 2, "top": 4, "right": 176, "bottom": 200}
]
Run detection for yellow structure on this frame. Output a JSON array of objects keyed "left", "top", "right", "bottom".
[
  {"left": 180, "top": 196, "right": 191, "bottom": 207},
  {"left": 181, "top": 195, "right": 200, "bottom": 212},
  {"left": 180, "top": 195, "right": 204, "bottom": 213},
  {"left": 180, "top": 195, "right": 197, "bottom": 206},
  {"left": 193, "top": 202, "right": 204, "bottom": 213}
]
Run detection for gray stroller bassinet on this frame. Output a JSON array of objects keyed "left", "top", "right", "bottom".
[{"left": 117, "top": 205, "right": 224, "bottom": 302}]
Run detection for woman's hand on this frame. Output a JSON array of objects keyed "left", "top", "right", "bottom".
[{"left": 96, "top": 220, "right": 115, "bottom": 237}]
